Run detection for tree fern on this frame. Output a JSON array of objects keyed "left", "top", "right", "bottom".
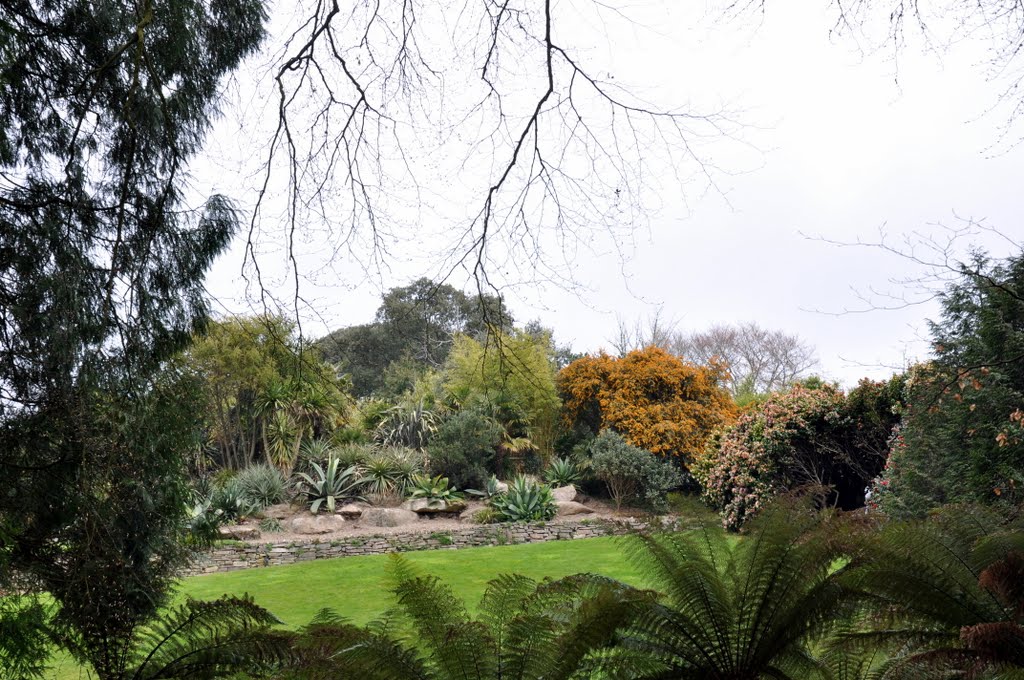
[
  {"left": 834, "top": 505, "right": 1024, "bottom": 679},
  {"left": 595, "top": 502, "right": 854, "bottom": 680},
  {"left": 123, "top": 595, "right": 292, "bottom": 679},
  {"left": 281, "top": 555, "right": 653, "bottom": 679}
]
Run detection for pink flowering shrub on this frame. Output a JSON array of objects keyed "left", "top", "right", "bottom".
[{"left": 695, "top": 378, "right": 902, "bottom": 530}]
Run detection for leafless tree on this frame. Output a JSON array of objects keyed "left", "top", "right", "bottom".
[
  {"left": 246, "top": 0, "right": 746, "bottom": 321},
  {"left": 671, "top": 322, "right": 817, "bottom": 395},
  {"left": 608, "top": 307, "right": 677, "bottom": 357},
  {"left": 245, "top": 0, "right": 1024, "bottom": 326},
  {"left": 734, "top": 0, "right": 1024, "bottom": 139}
]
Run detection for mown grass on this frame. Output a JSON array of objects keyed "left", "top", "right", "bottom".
[{"left": 50, "top": 536, "right": 644, "bottom": 679}]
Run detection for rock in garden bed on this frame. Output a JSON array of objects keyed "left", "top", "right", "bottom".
[
  {"left": 406, "top": 499, "right": 468, "bottom": 518},
  {"left": 218, "top": 525, "right": 261, "bottom": 541},
  {"left": 555, "top": 500, "right": 594, "bottom": 517},
  {"left": 361, "top": 507, "right": 419, "bottom": 528},
  {"left": 551, "top": 485, "right": 578, "bottom": 502},
  {"left": 289, "top": 514, "right": 347, "bottom": 535}
]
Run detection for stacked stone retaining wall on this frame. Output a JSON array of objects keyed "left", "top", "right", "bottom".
[{"left": 185, "top": 519, "right": 640, "bottom": 576}]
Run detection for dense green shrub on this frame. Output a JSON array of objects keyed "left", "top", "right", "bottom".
[
  {"left": 491, "top": 476, "right": 557, "bottom": 522},
  {"left": 427, "top": 409, "right": 504, "bottom": 490},
  {"left": 233, "top": 463, "right": 287, "bottom": 509},
  {"left": 590, "top": 431, "right": 683, "bottom": 512}
]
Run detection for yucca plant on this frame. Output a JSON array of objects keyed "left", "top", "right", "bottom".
[
  {"left": 279, "top": 556, "right": 653, "bottom": 680},
  {"left": 209, "top": 478, "right": 257, "bottom": 522},
  {"left": 390, "top": 448, "right": 426, "bottom": 495},
  {"left": 233, "top": 463, "right": 287, "bottom": 509},
  {"left": 830, "top": 505, "right": 1024, "bottom": 679},
  {"left": 544, "top": 457, "right": 581, "bottom": 488},
  {"left": 490, "top": 476, "right": 556, "bottom": 522},
  {"left": 299, "top": 437, "right": 337, "bottom": 469},
  {"left": 592, "top": 501, "right": 854, "bottom": 680},
  {"left": 361, "top": 454, "right": 399, "bottom": 501},
  {"left": 294, "top": 457, "right": 363, "bottom": 514},
  {"left": 374, "top": 399, "right": 439, "bottom": 450}
]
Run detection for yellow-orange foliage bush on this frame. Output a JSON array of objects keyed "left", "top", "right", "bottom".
[{"left": 559, "top": 346, "right": 737, "bottom": 462}]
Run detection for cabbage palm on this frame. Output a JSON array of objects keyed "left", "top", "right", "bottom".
[
  {"left": 833, "top": 505, "right": 1024, "bottom": 679},
  {"left": 281, "top": 557, "right": 652, "bottom": 680},
  {"left": 596, "top": 504, "right": 854, "bottom": 680}
]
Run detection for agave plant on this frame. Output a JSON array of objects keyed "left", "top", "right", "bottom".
[
  {"left": 490, "top": 476, "right": 556, "bottom": 522},
  {"left": 466, "top": 475, "right": 504, "bottom": 500},
  {"left": 280, "top": 556, "right": 653, "bottom": 680},
  {"left": 294, "top": 457, "right": 363, "bottom": 514},
  {"left": 407, "top": 474, "right": 463, "bottom": 506},
  {"left": 544, "top": 457, "right": 581, "bottom": 488},
  {"left": 591, "top": 501, "right": 854, "bottom": 680}
]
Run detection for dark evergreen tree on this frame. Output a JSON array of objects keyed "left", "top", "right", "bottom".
[
  {"left": 874, "top": 250, "right": 1024, "bottom": 517},
  {"left": 0, "top": 2, "right": 267, "bottom": 676}
]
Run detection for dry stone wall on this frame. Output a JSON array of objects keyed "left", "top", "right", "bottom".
[{"left": 185, "top": 519, "right": 638, "bottom": 576}]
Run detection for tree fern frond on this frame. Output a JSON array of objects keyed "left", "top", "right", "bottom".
[
  {"left": 126, "top": 595, "right": 291, "bottom": 679},
  {"left": 285, "top": 610, "right": 429, "bottom": 680},
  {"left": 616, "top": 500, "right": 853, "bottom": 679}
]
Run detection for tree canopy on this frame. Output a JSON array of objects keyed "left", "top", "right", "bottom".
[
  {"left": 317, "top": 278, "right": 510, "bottom": 397},
  {"left": 559, "top": 347, "right": 737, "bottom": 464}
]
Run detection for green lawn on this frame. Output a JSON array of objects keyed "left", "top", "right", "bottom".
[{"left": 49, "top": 536, "right": 644, "bottom": 679}]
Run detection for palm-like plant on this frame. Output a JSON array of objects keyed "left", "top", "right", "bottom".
[
  {"left": 362, "top": 454, "right": 400, "bottom": 502},
  {"left": 280, "top": 557, "right": 652, "bottom": 680},
  {"left": 832, "top": 505, "right": 1024, "bottom": 679},
  {"left": 595, "top": 503, "right": 853, "bottom": 680},
  {"left": 294, "top": 457, "right": 363, "bottom": 514}
]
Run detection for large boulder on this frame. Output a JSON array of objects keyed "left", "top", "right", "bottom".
[
  {"left": 218, "top": 525, "right": 261, "bottom": 541},
  {"left": 289, "top": 514, "right": 346, "bottom": 535},
  {"left": 555, "top": 500, "right": 594, "bottom": 517},
  {"left": 262, "top": 503, "right": 295, "bottom": 520},
  {"left": 407, "top": 499, "right": 468, "bottom": 518},
  {"left": 338, "top": 503, "right": 364, "bottom": 520},
  {"left": 361, "top": 508, "right": 419, "bottom": 528},
  {"left": 551, "top": 485, "right": 577, "bottom": 502},
  {"left": 494, "top": 480, "right": 509, "bottom": 494}
]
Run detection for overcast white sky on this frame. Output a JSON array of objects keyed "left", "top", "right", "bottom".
[{"left": 196, "top": 0, "right": 1024, "bottom": 388}]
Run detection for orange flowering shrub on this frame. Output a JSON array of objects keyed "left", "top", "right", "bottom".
[{"left": 559, "top": 347, "right": 736, "bottom": 463}]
